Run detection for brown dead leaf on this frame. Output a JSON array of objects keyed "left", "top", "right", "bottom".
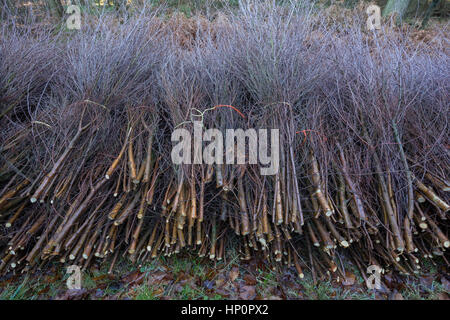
[
  {"left": 271, "top": 285, "right": 287, "bottom": 300},
  {"left": 280, "top": 271, "right": 301, "bottom": 292},
  {"left": 37, "top": 286, "right": 50, "bottom": 295},
  {"left": 121, "top": 270, "right": 145, "bottom": 286},
  {"left": 342, "top": 271, "right": 356, "bottom": 286},
  {"left": 152, "top": 287, "right": 164, "bottom": 297},
  {"left": 440, "top": 277, "right": 450, "bottom": 293},
  {"left": 0, "top": 274, "right": 20, "bottom": 287},
  {"left": 229, "top": 267, "right": 239, "bottom": 282},
  {"left": 93, "top": 274, "right": 115, "bottom": 282},
  {"left": 373, "top": 292, "right": 388, "bottom": 300},
  {"left": 243, "top": 274, "right": 257, "bottom": 286},
  {"left": 55, "top": 289, "right": 90, "bottom": 300},
  {"left": 239, "top": 285, "right": 256, "bottom": 300},
  {"left": 390, "top": 291, "right": 404, "bottom": 300},
  {"left": 382, "top": 272, "right": 401, "bottom": 292},
  {"left": 205, "top": 269, "right": 217, "bottom": 281},
  {"left": 148, "top": 270, "right": 173, "bottom": 286},
  {"left": 437, "top": 292, "right": 449, "bottom": 300},
  {"left": 215, "top": 278, "right": 225, "bottom": 288},
  {"left": 43, "top": 273, "right": 61, "bottom": 284},
  {"left": 419, "top": 275, "right": 434, "bottom": 290},
  {"left": 214, "top": 287, "right": 231, "bottom": 298}
]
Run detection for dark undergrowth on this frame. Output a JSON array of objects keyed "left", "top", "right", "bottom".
[{"left": 0, "top": 254, "right": 448, "bottom": 300}]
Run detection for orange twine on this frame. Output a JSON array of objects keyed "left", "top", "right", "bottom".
[
  {"left": 212, "top": 104, "right": 246, "bottom": 119},
  {"left": 296, "top": 129, "right": 327, "bottom": 145}
]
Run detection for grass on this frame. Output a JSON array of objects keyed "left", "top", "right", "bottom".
[
  {"left": 133, "top": 285, "right": 159, "bottom": 300},
  {"left": 1, "top": 245, "right": 446, "bottom": 301},
  {"left": 400, "top": 260, "right": 448, "bottom": 300},
  {"left": 253, "top": 265, "right": 370, "bottom": 300},
  {"left": 402, "top": 280, "right": 446, "bottom": 300},
  {"left": 87, "top": 0, "right": 242, "bottom": 18},
  {"left": 0, "top": 255, "right": 448, "bottom": 300},
  {"left": 0, "top": 277, "right": 31, "bottom": 300},
  {"left": 299, "top": 272, "right": 371, "bottom": 300},
  {"left": 0, "top": 274, "right": 61, "bottom": 300}
]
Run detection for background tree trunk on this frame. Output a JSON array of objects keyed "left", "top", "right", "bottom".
[
  {"left": 422, "top": 0, "right": 441, "bottom": 28},
  {"left": 383, "top": 0, "right": 411, "bottom": 19},
  {"left": 47, "top": 0, "right": 65, "bottom": 18}
]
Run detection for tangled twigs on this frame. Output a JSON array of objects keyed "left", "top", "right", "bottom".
[{"left": 0, "top": 2, "right": 449, "bottom": 278}]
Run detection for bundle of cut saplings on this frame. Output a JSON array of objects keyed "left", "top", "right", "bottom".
[{"left": 0, "top": 3, "right": 448, "bottom": 281}]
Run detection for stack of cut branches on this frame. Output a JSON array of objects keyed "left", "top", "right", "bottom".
[{"left": 0, "top": 3, "right": 448, "bottom": 279}]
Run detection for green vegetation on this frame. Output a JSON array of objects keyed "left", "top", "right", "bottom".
[{"left": 0, "top": 256, "right": 448, "bottom": 300}]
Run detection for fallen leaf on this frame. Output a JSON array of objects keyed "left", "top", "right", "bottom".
[
  {"left": 152, "top": 287, "right": 164, "bottom": 297},
  {"left": 239, "top": 285, "right": 256, "bottom": 300},
  {"left": 121, "top": 270, "right": 145, "bottom": 286},
  {"left": 229, "top": 267, "right": 239, "bottom": 282},
  {"left": 205, "top": 269, "right": 217, "bottom": 281},
  {"left": 440, "top": 277, "right": 450, "bottom": 292},
  {"left": 243, "top": 274, "right": 257, "bottom": 286},
  {"left": 148, "top": 270, "right": 172, "bottom": 286},
  {"left": 419, "top": 275, "right": 434, "bottom": 290},
  {"left": 37, "top": 286, "right": 50, "bottom": 295},
  {"left": 342, "top": 271, "right": 356, "bottom": 286},
  {"left": 55, "top": 289, "right": 90, "bottom": 300},
  {"left": 174, "top": 271, "right": 188, "bottom": 282},
  {"left": 266, "top": 296, "right": 282, "bottom": 300},
  {"left": 44, "top": 274, "right": 61, "bottom": 284},
  {"left": 214, "top": 287, "right": 231, "bottom": 298},
  {"left": 280, "top": 271, "right": 300, "bottom": 291},
  {"left": 390, "top": 291, "right": 404, "bottom": 300},
  {"left": 203, "top": 280, "right": 215, "bottom": 290},
  {"left": 93, "top": 274, "right": 115, "bottom": 282},
  {"left": 437, "top": 292, "right": 449, "bottom": 300},
  {"left": 215, "top": 278, "right": 225, "bottom": 288},
  {"left": 373, "top": 292, "right": 388, "bottom": 300},
  {"left": 273, "top": 285, "right": 287, "bottom": 300}
]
